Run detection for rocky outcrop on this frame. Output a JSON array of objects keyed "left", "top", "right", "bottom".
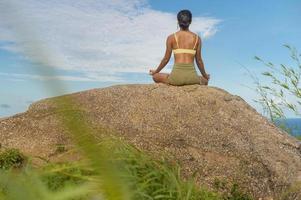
[{"left": 0, "top": 83, "right": 301, "bottom": 199}]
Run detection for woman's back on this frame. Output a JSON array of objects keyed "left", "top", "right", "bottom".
[
  {"left": 149, "top": 9, "right": 209, "bottom": 86},
  {"left": 172, "top": 30, "right": 199, "bottom": 64}
]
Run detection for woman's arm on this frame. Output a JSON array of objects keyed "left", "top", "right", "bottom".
[
  {"left": 153, "top": 35, "right": 172, "bottom": 74},
  {"left": 195, "top": 36, "right": 209, "bottom": 80}
]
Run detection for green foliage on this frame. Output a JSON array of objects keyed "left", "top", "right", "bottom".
[
  {"left": 0, "top": 142, "right": 254, "bottom": 200},
  {"left": 0, "top": 168, "right": 93, "bottom": 200},
  {"left": 111, "top": 141, "right": 220, "bottom": 200},
  {"left": 54, "top": 144, "right": 67, "bottom": 154},
  {"left": 44, "top": 96, "right": 134, "bottom": 200},
  {"left": 40, "top": 162, "right": 94, "bottom": 192},
  {"left": 0, "top": 148, "right": 27, "bottom": 170},
  {"left": 251, "top": 45, "right": 301, "bottom": 121}
]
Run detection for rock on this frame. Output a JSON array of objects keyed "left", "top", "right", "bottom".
[{"left": 0, "top": 83, "right": 300, "bottom": 199}]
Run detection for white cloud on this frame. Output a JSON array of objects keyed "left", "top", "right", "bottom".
[
  {"left": 0, "top": 72, "right": 122, "bottom": 82},
  {"left": 0, "top": 0, "right": 221, "bottom": 80}
]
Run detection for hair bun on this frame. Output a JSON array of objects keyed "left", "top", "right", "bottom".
[
  {"left": 179, "top": 21, "right": 190, "bottom": 27},
  {"left": 177, "top": 10, "right": 192, "bottom": 29}
]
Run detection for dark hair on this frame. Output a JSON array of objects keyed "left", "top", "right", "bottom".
[{"left": 177, "top": 10, "right": 192, "bottom": 30}]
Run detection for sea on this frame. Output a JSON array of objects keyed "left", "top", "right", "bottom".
[{"left": 274, "top": 118, "right": 301, "bottom": 137}]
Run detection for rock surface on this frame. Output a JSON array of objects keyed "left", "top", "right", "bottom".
[{"left": 0, "top": 83, "right": 301, "bottom": 199}]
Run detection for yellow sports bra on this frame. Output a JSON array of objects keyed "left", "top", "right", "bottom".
[{"left": 172, "top": 32, "right": 198, "bottom": 55}]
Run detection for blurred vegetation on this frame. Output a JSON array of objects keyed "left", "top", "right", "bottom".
[
  {"left": 251, "top": 45, "right": 301, "bottom": 121},
  {"left": 0, "top": 142, "right": 253, "bottom": 200},
  {"left": 0, "top": 148, "right": 27, "bottom": 170},
  {"left": 245, "top": 46, "right": 301, "bottom": 198},
  {"left": 247, "top": 45, "right": 301, "bottom": 141}
]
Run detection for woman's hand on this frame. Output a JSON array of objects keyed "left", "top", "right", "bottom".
[
  {"left": 149, "top": 69, "right": 157, "bottom": 76},
  {"left": 204, "top": 73, "right": 210, "bottom": 80}
]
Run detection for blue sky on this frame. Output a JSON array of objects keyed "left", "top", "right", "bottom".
[{"left": 0, "top": 0, "right": 300, "bottom": 118}]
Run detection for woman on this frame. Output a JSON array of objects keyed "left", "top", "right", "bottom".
[{"left": 149, "top": 10, "right": 210, "bottom": 86}]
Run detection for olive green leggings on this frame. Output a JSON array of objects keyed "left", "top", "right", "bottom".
[{"left": 167, "top": 63, "right": 200, "bottom": 86}]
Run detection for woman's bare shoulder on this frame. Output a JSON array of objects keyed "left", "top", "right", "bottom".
[
  {"left": 192, "top": 31, "right": 200, "bottom": 37},
  {"left": 193, "top": 32, "right": 201, "bottom": 42},
  {"left": 166, "top": 33, "right": 176, "bottom": 42}
]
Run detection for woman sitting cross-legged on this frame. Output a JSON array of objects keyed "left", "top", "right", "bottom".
[{"left": 149, "top": 9, "right": 210, "bottom": 86}]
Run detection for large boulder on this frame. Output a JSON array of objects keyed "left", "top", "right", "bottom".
[{"left": 0, "top": 83, "right": 301, "bottom": 199}]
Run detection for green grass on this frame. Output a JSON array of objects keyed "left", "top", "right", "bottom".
[
  {"left": 40, "top": 162, "right": 95, "bottom": 192},
  {"left": 0, "top": 142, "right": 253, "bottom": 200},
  {"left": 112, "top": 141, "right": 220, "bottom": 200},
  {"left": 0, "top": 148, "right": 27, "bottom": 170}
]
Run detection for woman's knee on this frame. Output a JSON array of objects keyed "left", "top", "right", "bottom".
[
  {"left": 154, "top": 73, "right": 166, "bottom": 82},
  {"left": 152, "top": 73, "right": 159, "bottom": 82}
]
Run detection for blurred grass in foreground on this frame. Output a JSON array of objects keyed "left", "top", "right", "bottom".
[
  {"left": 0, "top": 140, "right": 253, "bottom": 200},
  {"left": 0, "top": 139, "right": 251, "bottom": 200}
]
